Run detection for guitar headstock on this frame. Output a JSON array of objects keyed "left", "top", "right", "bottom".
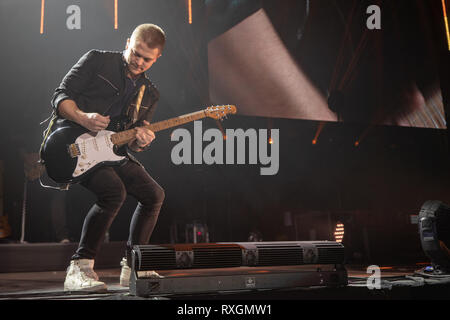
[{"left": 205, "top": 105, "right": 237, "bottom": 120}]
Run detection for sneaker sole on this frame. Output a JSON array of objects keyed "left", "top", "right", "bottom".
[{"left": 64, "top": 284, "right": 108, "bottom": 293}]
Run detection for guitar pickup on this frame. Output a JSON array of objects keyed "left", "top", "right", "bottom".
[{"left": 68, "top": 143, "right": 81, "bottom": 158}]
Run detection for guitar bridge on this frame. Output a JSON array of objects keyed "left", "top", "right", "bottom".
[{"left": 68, "top": 143, "right": 81, "bottom": 158}]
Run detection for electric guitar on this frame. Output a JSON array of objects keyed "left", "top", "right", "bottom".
[{"left": 41, "top": 105, "right": 236, "bottom": 184}]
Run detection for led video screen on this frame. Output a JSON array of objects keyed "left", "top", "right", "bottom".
[{"left": 206, "top": 0, "right": 447, "bottom": 129}]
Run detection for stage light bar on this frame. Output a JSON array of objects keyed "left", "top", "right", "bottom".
[
  {"left": 312, "top": 121, "right": 325, "bottom": 145},
  {"left": 40, "top": 0, "right": 45, "bottom": 34},
  {"left": 214, "top": 119, "right": 226, "bottom": 140},
  {"left": 334, "top": 222, "right": 345, "bottom": 243},
  {"left": 188, "top": 0, "right": 192, "bottom": 24},
  {"left": 442, "top": 0, "right": 450, "bottom": 51},
  {"left": 267, "top": 118, "right": 273, "bottom": 144},
  {"left": 114, "top": 0, "right": 118, "bottom": 29},
  {"left": 355, "top": 124, "right": 375, "bottom": 148}
]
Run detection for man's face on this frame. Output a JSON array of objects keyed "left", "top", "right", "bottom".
[{"left": 124, "top": 37, "right": 161, "bottom": 77}]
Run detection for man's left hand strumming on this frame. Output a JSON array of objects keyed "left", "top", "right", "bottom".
[{"left": 129, "top": 120, "right": 155, "bottom": 152}]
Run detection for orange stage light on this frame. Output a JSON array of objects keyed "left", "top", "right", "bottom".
[
  {"left": 443, "top": 0, "right": 450, "bottom": 50},
  {"left": 40, "top": 0, "right": 45, "bottom": 34},
  {"left": 379, "top": 266, "right": 394, "bottom": 270},
  {"left": 253, "top": 270, "right": 270, "bottom": 274},
  {"left": 313, "top": 121, "right": 325, "bottom": 145},
  {"left": 114, "top": 0, "right": 118, "bottom": 29},
  {"left": 334, "top": 222, "right": 344, "bottom": 243},
  {"left": 188, "top": 0, "right": 192, "bottom": 24}
]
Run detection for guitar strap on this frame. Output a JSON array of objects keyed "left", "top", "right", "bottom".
[
  {"left": 38, "top": 112, "right": 71, "bottom": 191},
  {"left": 130, "top": 84, "right": 146, "bottom": 125},
  {"left": 39, "top": 111, "right": 57, "bottom": 161}
]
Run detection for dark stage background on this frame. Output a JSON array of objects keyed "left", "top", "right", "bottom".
[{"left": 0, "top": 0, "right": 449, "bottom": 266}]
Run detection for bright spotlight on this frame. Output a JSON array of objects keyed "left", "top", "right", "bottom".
[{"left": 334, "top": 222, "right": 345, "bottom": 243}]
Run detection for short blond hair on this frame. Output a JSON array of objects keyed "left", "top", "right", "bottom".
[{"left": 131, "top": 24, "right": 166, "bottom": 51}]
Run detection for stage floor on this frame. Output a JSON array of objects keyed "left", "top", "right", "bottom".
[{"left": 1, "top": 264, "right": 449, "bottom": 300}]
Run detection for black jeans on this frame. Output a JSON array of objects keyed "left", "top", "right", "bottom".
[{"left": 71, "top": 160, "right": 164, "bottom": 263}]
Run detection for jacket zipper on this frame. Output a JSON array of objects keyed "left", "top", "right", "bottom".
[
  {"left": 97, "top": 73, "right": 121, "bottom": 115},
  {"left": 97, "top": 73, "right": 120, "bottom": 92}
]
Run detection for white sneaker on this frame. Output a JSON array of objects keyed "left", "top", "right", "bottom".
[
  {"left": 119, "top": 257, "right": 163, "bottom": 287},
  {"left": 64, "top": 259, "right": 107, "bottom": 292}
]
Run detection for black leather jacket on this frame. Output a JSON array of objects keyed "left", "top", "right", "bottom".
[
  {"left": 51, "top": 49, "right": 159, "bottom": 126},
  {"left": 42, "top": 50, "right": 160, "bottom": 168}
]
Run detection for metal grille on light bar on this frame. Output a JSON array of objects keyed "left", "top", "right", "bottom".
[
  {"left": 256, "top": 245, "right": 304, "bottom": 266},
  {"left": 132, "top": 241, "right": 345, "bottom": 271},
  {"left": 317, "top": 244, "right": 346, "bottom": 264},
  {"left": 134, "top": 246, "right": 177, "bottom": 271},
  {"left": 192, "top": 245, "right": 242, "bottom": 268}
]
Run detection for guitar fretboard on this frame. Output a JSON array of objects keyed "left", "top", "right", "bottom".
[{"left": 110, "top": 110, "right": 207, "bottom": 146}]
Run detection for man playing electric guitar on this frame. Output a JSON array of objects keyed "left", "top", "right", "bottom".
[{"left": 45, "top": 24, "right": 166, "bottom": 292}]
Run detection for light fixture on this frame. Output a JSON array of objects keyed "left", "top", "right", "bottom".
[
  {"left": 442, "top": 0, "right": 450, "bottom": 51},
  {"left": 40, "top": 0, "right": 45, "bottom": 34},
  {"left": 312, "top": 121, "right": 325, "bottom": 145},
  {"left": 114, "top": 0, "right": 118, "bottom": 29},
  {"left": 188, "top": 0, "right": 192, "bottom": 24},
  {"left": 334, "top": 222, "right": 345, "bottom": 243}
]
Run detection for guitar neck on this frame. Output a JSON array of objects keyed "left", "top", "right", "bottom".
[{"left": 110, "top": 110, "right": 207, "bottom": 146}]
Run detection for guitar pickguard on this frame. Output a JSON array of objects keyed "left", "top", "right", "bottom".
[{"left": 72, "top": 130, "right": 126, "bottom": 177}]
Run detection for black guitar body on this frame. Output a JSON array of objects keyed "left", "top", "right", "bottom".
[
  {"left": 41, "top": 124, "right": 89, "bottom": 183},
  {"left": 41, "top": 117, "right": 129, "bottom": 184}
]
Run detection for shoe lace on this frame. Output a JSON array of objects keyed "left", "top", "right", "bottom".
[
  {"left": 83, "top": 269, "right": 99, "bottom": 281},
  {"left": 70, "top": 265, "right": 99, "bottom": 282}
]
